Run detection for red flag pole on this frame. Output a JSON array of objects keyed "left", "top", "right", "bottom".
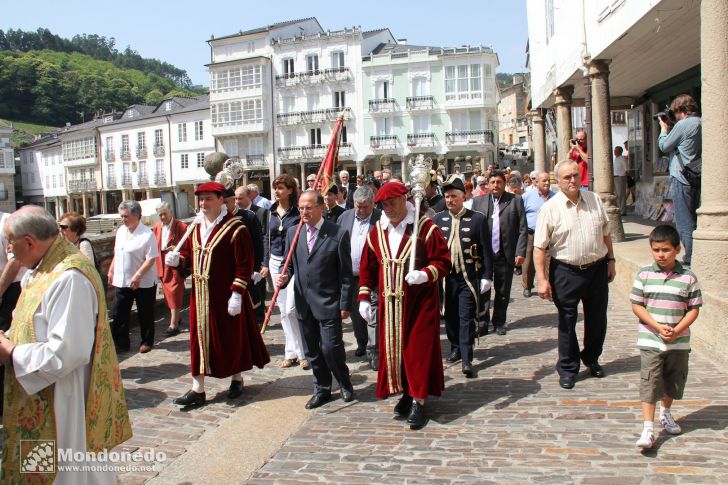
[{"left": 261, "top": 115, "right": 344, "bottom": 334}]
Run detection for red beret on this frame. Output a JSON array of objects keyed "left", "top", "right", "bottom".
[
  {"left": 195, "top": 181, "right": 226, "bottom": 195},
  {"left": 373, "top": 181, "right": 408, "bottom": 203}
]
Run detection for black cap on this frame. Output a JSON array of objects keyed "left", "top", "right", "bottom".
[
  {"left": 442, "top": 175, "right": 466, "bottom": 193},
  {"left": 223, "top": 187, "right": 235, "bottom": 198},
  {"left": 364, "top": 175, "right": 381, "bottom": 189}
]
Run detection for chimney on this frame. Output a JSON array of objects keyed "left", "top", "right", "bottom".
[{"left": 398, "top": 38, "right": 407, "bottom": 45}]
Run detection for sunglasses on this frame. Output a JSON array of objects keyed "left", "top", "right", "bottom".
[{"left": 59, "top": 224, "right": 69, "bottom": 230}]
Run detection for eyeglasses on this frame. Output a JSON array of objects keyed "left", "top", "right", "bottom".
[
  {"left": 299, "top": 204, "right": 321, "bottom": 212},
  {"left": 59, "top": 224, "right": 69, "bottom": 230}
]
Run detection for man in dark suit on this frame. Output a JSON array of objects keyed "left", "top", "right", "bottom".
[
  {"left": 225, "top": 188, "right": 265, "bottom": 324},
  {"left": 323, "top": 185, "right": 346, "bottom": 223},
  {"left": 337, "top": 185, "right": 382, "bottom": 370},
  {"left": 236, "top": 185, "right": 270, "bottom": 236},
  {"left": 235, "top": 185, "right": 270, "bottom": 322},
  {"left": 278, "top": 190, "right": 355, "bottom": 409},
  {"left": 339, "top": 170, "right": 357, "bottom": 209},
  {"left": 433, "top": 176, "right": 492, "bottom": 376},
  {"left": 471, "top": 170, "right": 528, "bottom": 335}
]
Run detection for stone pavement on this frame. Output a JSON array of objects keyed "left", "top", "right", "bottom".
[{"left": 2, "top": 257, "right": 727, "bottom": 483}]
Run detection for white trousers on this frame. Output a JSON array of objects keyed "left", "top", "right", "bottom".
[{"left": 269, "top": 254, "right": 305, "bottom": 360}]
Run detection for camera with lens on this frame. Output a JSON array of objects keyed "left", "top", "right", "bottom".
[{"left": 653, "top": 105, "right": 675, "bottom": 125}]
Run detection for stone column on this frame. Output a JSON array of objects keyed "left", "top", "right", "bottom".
[
  {"left": 81, "top": 193, "right": 89, "bottom": 218},
  {"left": 100, "top": 192, "right": 108, "bottom": 214},
  {"left": 693, "top": 0, "right": 728, "bottom": 291},
  {"left": 299, "top": 162, "right": 306, "bottom": 189},
  {"left": 588, "top": 60, "right": 624, "bottom": 242},
  {"left": 531, "top": 109, "right": 547, "bottom": 172},
  {"left": 146, "top": 189, "right": 153, "bottom": 200},
  {"left": 553, "top": 85, "right": 574, "bottom": 161}
]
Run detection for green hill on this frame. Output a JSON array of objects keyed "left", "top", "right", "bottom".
[
  {"left": 0, "top": 28, "right": 206, "bottom": 128},
  {"left": 0, "top": 119, "right": 56, "bottom": 148}
]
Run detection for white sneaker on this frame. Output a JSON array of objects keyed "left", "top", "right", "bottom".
[
  {"left": 660, "top": 411, "right": 682, "bottom": 434},
  {"left": 636, "top": 428, "right": 655, "bottom": 449}
]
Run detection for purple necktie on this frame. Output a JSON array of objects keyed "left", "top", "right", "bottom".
[
  {"left": 492, "top": 197, "right": 500, "bottom": 254},
  {"left": 307, "top": 226, "right": 317, "bottom": 253}
]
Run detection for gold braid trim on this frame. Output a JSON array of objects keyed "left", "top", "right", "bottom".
[
  {"left": 359, "top": 286, "right": 371, "bottom": 296},
  {"left": 425, "top": 223, "right": 438, "bottom": 242},
  {"left": 193, "top": 217, "right": 240, "bottom": 374},
  {"left": 376, "top": 221, "right": 412, "bottom": 395},
  {"left": 366, "top": 232, "right": 374, "bottom": 251},
  {"left": 233, "top": 278, "right": 248, "bottom": 289},
  {"left": 425, "top": 265, "right": 439, "bottom": 281}
]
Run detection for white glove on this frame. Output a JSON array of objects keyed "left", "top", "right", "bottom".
[
  {"left": 480, "top": 279, "right": 492, "bottom": 294},
  {"left": 165, "top": 251, "right": 180, "bottom": 267},
  {"left": 252, "top": 271, "right": 263, "bottom": 284},
  {"left": 359, "top": 301, "right": 372, "bottom": 323},
  {"left": 227, "top": 292, "right": 242, "bottom": 316},
  {"left": 405, "top": 270, "right": 428, "bottom": 286}
]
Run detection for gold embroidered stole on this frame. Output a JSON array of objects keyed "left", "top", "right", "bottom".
[
  {"left": 1, "top": 237, "right": 132, "bottom": 485},
  {"left": 191, "top": 216, "right": 242, "bottom": 374}
]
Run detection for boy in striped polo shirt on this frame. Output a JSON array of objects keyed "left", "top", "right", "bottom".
[{"left": 630, "top": 225, "right": 702, "bottom": 449}]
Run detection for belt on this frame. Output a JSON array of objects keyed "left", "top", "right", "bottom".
[{"left": 553, "top": 256, "right": 607, "bottom": 271}]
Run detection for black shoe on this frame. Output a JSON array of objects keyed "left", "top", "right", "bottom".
[
  {"left": 394, "top": 394, "right": 413, "bottom": 417},
  {"left": 354, "top": 347, "right": 366, "bottom": 357},
  {"left": 559, "top": 376, "right": 575, "bottom": 389},
  {"left": 174, "top": 390, "right": 206, "bottom": 407},
  {"left": 476, "top": 323, "right": 489, "bottom": 337},
  {"left": 305, "top": 394, "right": 331, "bottom": 409},
  {"left": 514, "top": 266, "right": 523, "bottom": 276},
  {"left": 407, "top": 401, "right": 426, "bottom": 430},
  {"left": 495, "top": 326, "right": 507, "bottom": 336},
  {"left": 228, "top": 380, "right": 244, "bottom": 399},
  {"left": 341, "top": 387, "right": 355, "bottom": 403},
  {"left": 164, "top": 326, "right": 181, "bottom": 337},
  {"left": 369, "top": 353, "right": 379, "bottom": 371},
  {"left": 585, "top": 361, "right": 605, "bottom": 378},
  {"left": 523, "top": 288, "right": 532, "bottom": 298},
  {"left": 462, "top": 361, "right": 474, "bottom": 378},
  {"left": 445, "top": 349, "right": 461, "bottom": 363}
]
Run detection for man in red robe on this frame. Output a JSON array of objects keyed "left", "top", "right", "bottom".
[
  {"left": 166, "top": 182, "right": 270, "bottom": 406},
  {"left": 357, "top": 182, "right": 451, "bottom": 429}
]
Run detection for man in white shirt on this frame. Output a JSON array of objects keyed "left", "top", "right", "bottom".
[
  {"left": 613, "top": 146, "right": 629, "bottom": 215},
  {"left": 247, "top": 183, "right": 272, "bottom": 210},
  {"left": 107, "top": 200, "right": 159, "bottom": 353}
]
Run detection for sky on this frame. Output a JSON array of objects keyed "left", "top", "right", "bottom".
[{"left": 1, "top": 0, "right": 528, "bottom": 87}]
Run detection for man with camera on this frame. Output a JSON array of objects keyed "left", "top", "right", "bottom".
[
  {"left": 657, "top": 94, "right": 702, "bottom": 266},
  {"left": 569, "top": 131, "right": 590, "bottom": 190}
]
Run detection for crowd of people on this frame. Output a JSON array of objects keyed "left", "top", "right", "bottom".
[{"left": 0, "top": 93, "right": 704, "bottom": 480}]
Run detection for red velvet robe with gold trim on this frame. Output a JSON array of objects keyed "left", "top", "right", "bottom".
[
  {"left": 179, "top": 213, "right": 270, "bottom": 377},
  {"left": 357, "top": 216, "right": 451, "bottom": 400}
]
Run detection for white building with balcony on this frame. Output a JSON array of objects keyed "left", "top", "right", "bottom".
[
  {"left": 18, "top": 134, "right": 68, "bottom": 218},
  {"left": 59, "top": 119, "right": 108, "bottom": 217},
  {"left": 0, "top": 124, "right": 16, "bottom": 212},
  {"left": 98, "top": 95, "right": 213, "bottom": 218},
  {"left": 361, "top": 43, "right": 499, "bottom": 178}
]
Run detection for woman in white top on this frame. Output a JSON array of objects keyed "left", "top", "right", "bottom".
[{"left": 107, "top": 200, "right": 159, "bottom": 354}]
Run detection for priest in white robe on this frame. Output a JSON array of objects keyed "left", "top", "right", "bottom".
[{"left": 0, "top": 206, "right": 132, "bottom": 485}]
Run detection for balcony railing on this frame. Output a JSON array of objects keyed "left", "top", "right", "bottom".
[
  {"left": 136, "top": 147, "right": 147, "bottom": 159},
  {"left": 105, "top": 150, "right": 115, "bottom": 162},
  {"left": 323, "top": 67, "right": 352, "bottom": 82},
  {"left": 120, "top": 151, "right": 131, "bottom": 161},
  {"left": 84, "top": 179, "right": 97, "bottom": 191},
  {"left": 274, "top": 73, "right": 299, "bottom": 88},
  {"left": 369, "top": 99, "right": 396, "bottom": 113},
  {"left": 107, "top": 176, "right": 117, "bottom": 188},
  {"left": 67, "top": 180, "right": 81, "bottom": 192},
  {"left": 407, "top": 133, "right": 435, "bottom": 148},
  {"left": 338, "top": 142, "right": 353, "bottom": 158},
  {"left": 137, "top": 172, "right": 149, "bottom": 187},
  {"left": 301, "top": 144, "right": 326, "bottom": 159},
  {"left": 154, "top": 171, "right": 167, "bottom": 185},
  {"left": 121, "top": 175, "right": 132, "bottom": 187},
  {"left": 277, "top": 112, "right": 300, "bottom": 125},
  {"left": 67, "top": 179, "right": 97, "bottom": 192},
  {"left": 325, "top": 107, "right": 351, "bottom": 121},
  {"left": 278, "top": 147, "right": 301, "bottom": 160},
  {"left": 153, "top": 145, "right": 165, "bottom": 156},
  {"left": 300, "top": 109, "right": 327, "bottom": 124},
  {"left": 370, "top": 135, "right": 397, "bottom": 150},
  {"left": 406, "top": 95, "right": 434, "bottom": 111},
  {"left": 244, "top": 154, "right": 267, "bottom": 168},
  {"left": 445, "top": 130, "right": 495, "bottom": 146}
]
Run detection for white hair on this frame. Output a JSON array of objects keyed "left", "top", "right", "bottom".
[
  {"left": 156, "top": 201, "right": 173, "bottom": 214},
  {"left": 554, "top": 159, "right": 578, "bottom": 179},
  {"left": 118, "top": 200, "right": 142, "bottom": 217},
  {"left": 246, "top": 184, "right": 260, "bottom": 194},
  {"left": 7, "top": 206, "right": 58, "bottom": 240},
  {"left": 353, "top": 186, "right": 374, "bottom": 203}
]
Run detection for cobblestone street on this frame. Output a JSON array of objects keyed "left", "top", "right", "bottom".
[{"left": 108, "top": 276, "right": 728, "bottom": 484}]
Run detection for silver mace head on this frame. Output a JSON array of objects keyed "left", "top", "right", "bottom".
[
  {"left": 214, "top": 158, "right": 245, "bottom": 188},
  {"left": 408, "top": 154, "right": 432, "bottom": 198}
]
